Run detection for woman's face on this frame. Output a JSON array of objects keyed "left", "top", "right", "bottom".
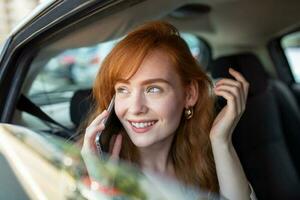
[{"left": 114, "top": 50, "right": 186, "bottom": 148}]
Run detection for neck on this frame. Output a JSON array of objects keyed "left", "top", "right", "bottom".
[{"left": 138, "top": 134, "right": 175, "bottom": 177}]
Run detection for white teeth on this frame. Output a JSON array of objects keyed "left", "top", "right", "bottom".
[{"left": 130, "top": 121, "right": 156, "bottom": 128}]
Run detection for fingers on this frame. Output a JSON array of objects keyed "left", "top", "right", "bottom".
[
  {"left": 90, "top": 110, "right": 109, "bottom": 127},
  {"left": 82, "top": 110, "right": 108, "bottom": 154},
  {"left": 215, "top": 78, "right": 245, "bottom": 107},
  {"left": 214, "top": 68, "right": 250, "bottom": 116},
  {"left": 214, "top": 89, "right": 238, "bottom": 116},
  {"left": 82, "top": 108, "right": 123, "bottom": 162},
  {"left": 214, "top": 84, "right": 243, "bottom": 113},
  {"left": 228, "top": 68, "right": 250, "bottom": 99}
]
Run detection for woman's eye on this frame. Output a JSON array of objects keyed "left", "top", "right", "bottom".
[
  {"left": 146, "top": 86, "right": 162, "bottom": 93},
  {"left": 116, "top": 87, "right": 129, "bottom": 94}
]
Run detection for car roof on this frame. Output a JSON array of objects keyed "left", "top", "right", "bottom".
[{"left": 35, "top": 0, "right": 299, "bottom": 54}]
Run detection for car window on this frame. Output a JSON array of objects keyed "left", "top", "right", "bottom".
[
  {"left": 20, "top": 39, "right": 119, "bottom": 129},
  {"left": 29, "top": 40, "right": 119, "bottom": 100},
  {"left": 181, "top": 33, "right": 211, "bottom": 69},
  {"left": 0, "top": 43, "right": 3, "bottom": 53},
  {"left": 281, "top": 31, "right": 300, "bottom": 83}
]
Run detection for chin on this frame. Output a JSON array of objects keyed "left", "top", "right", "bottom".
[{"left": 130, "top": 138, "right": 154, "bottom": 148}]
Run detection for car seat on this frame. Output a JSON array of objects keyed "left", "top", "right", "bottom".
[
  {"left": 209, "top": 52, "right": 300, "bottom": 199},
  {"left": 70, "top": 89, "right": 93, "bottom": 128}
]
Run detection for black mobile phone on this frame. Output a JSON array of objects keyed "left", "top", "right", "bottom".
[{"left": 95, "top": 95, "right": 122, "bottom": 155}]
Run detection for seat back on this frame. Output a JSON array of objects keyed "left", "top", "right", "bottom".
[
  {"left": 209, "top": 52, "right": 300, "bottom": 199},
  {"left": 70, "top": 89, "right": 93, "bottom": 127},
  {"left": 272, "top": 80, "right": 300, "bottom": 175}
]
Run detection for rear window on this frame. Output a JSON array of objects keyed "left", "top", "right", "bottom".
[{"left": 281, "top": 32, "right": 300, "bottom": 83}]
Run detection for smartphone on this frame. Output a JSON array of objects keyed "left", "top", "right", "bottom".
[{"left": 95, "top": 95, "right": 122, "bottom": 155}]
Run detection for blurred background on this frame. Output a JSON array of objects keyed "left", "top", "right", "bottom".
[{"left": 0, "top": 0, "right": 47, "bottom": 44}]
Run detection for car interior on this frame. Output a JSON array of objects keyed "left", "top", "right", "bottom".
[{"left": 9, "top": 0, "right": 300, "bottom": 199}]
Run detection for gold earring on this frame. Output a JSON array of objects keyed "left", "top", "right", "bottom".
[{"left": 185, "top": 107, "right": 193, "bottom": 119}]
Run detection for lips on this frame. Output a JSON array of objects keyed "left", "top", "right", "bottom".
[{"left": 127, "top": 120, "right": 157, "bottom": 133}]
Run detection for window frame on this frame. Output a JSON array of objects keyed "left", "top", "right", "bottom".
[
  {"left": 280, "top": 31, "right": 300, "bottom": 83},
  {"left": 268, "top": 27, "right": 300, "bottom": 85}
]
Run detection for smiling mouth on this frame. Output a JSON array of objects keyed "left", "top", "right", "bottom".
[{"left": 128, "top": 120, "right": 157, "bottom": 129}]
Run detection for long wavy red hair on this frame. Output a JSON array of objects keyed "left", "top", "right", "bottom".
[{"left": 84, "top": 21, "right": 218, "bottom": 192}]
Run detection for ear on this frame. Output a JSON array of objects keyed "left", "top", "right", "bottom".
[{"left": 184, "top": 80, "right": 199, "bottom": 108}]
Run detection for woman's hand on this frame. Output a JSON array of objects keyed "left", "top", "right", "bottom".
[
  {"left": 81, "top": 110, "right": 123, "bottom": 159},
  {"left": 210, "top": 68, "right": 249, "bottom": 144},
  {"left": 81, "top": 110, "right": 122, "bottom": 190},
  {"left": 81, "top": 110, "right": 123, "bottom": 174}
]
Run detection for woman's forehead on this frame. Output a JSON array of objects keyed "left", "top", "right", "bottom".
[{"left": 125, "top": 50, "right": 179, "bottom": 82}]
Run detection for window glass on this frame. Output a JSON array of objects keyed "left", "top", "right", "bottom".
[
  {"left": 0, "top": 43, "right": 4, "bottom": 53},
  {"left": 281, "top": 32, "right": 300, "bottom": 83},
  {"left": 20, "top": 39, "right": 119, "bottom": 129},
  {"left": 29, "top": 40, "right": 119, "bottom": 98},
  {"left": 181, "top": 33, "right": 211, "bottom": 69}
]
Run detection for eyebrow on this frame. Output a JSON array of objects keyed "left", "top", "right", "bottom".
[{"left": 116, "top": 78, "right": 171, "bottom": 85}]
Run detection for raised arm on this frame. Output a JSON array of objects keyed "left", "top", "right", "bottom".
[{"left": 210, "top": 68, "right": 255, "bottom": 200}]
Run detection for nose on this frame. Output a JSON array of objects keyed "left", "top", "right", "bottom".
[{"left": 128, "top": 91, "right": 148, "bottom": 115}]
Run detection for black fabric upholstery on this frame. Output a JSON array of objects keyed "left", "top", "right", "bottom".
[
  {"left": 210, "top": 52, "right": 300, "bottom": 199},
  {"left": 70, "top": 89, "right": 93, "bottom": 127},
  {"left": 272, "top": 80, "right": 300, "bottom": 176},
  {"left": 232, "top": 88, "right": 300, "bottom": 199},
  {"left": 209, "top": 53, "right": 268, "bottom": 97}
]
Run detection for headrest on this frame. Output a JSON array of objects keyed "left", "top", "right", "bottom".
[
  {"left": 209, "top": 52, "right": 269, "bottom": 96},
  {"left": 70, "top": 89, "right": 93, "bottom": 126}
]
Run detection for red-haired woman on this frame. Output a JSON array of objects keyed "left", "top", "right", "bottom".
[{"left": 81, "top": 21, "right": 256, "bottom": 200}]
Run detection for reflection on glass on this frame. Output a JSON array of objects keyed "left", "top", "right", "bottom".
[{"left": 0, "top": 124, "right": 221, "bottom": 200}]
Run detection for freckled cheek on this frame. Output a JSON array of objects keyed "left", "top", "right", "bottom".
[
  {"left": 114, "top": 99, "right": 127, "bottom": 119},
  {"left": 152, "top": 98, "right": 184, "bottom": 120}
]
